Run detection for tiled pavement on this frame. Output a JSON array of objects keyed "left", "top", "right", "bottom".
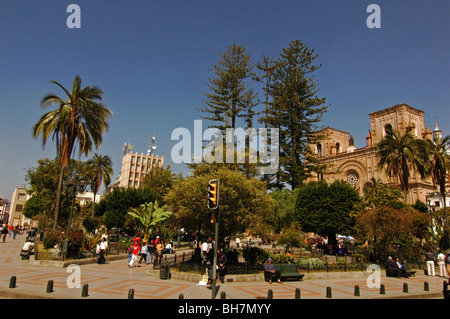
[{"left": 0, "top": 233, "right": 447, "bottom": 300}]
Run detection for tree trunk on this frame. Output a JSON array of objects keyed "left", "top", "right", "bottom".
[
  {"left": 53, "top": 167, "right": 65, "bottom": 229},
  {"left": 91, "top": 191, "right": 96, "bottom": 217}
]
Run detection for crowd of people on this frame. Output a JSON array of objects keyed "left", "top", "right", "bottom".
[
  {"left": 94, "top": 232, "right": 178, "bottom": 267},
  {"left": 0, "top": 224, "right": 27, "bottom": 242}
]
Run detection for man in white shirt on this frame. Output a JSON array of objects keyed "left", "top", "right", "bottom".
[
  {"left": 201, "top": 241, "right": 209, "bottom": 260},
  {"left": 99, "top": 237, "right": 108, "bottom": 264},
  {"left": 437, "top": 251, "right": 447, "bottom": 277}
]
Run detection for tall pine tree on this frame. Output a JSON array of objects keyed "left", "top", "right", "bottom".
[
  {"left": 268, "top": 40, "right": 328, "bottom": 189},
  {"left": 198, "top": 43, "right": 254, "bottom": 130}
]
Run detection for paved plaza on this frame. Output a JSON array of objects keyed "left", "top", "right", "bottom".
[{"left": 0, "top": 233, "right": 447, "bottom": 301}]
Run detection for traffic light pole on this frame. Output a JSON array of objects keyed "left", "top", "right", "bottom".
[
  {"left": 207, "top": 179, "right": 220, "bottom": 299},
  {"left": 211, "top": 206, "right": 219, "bottom": 299}
]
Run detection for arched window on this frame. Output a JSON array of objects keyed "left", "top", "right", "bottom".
[
  {"left": 383, "top": 124, "right": 393, "bottom": 137},
  {"left": 317, "top": 144, "right": 322, "bottom": 157}
]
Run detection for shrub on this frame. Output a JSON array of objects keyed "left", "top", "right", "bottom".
[
  {"left": 242, "top": 247, "right": 269, "bottom": 264},
  {"left": 268, "top": 253, "right": 294, "bottom": 264},
  {"left": 43, "top": 230, "right": 60, "bottom": 249},
  {"left": 298, "top": 257, "right": 324, "bottom": 270}
]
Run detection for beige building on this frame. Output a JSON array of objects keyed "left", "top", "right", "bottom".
[
  {"left": 307, "top": 103, "right": 441, "bottom": 204},
  {"left": 8, "top": 186, "right": 33, "bottom": 227},
  {"left": 117, "top": 152, "right": 164, "bottom": 188}
]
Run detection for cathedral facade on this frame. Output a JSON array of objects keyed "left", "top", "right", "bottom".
[{"left": 307, "top": 103, "right": 440, "bottom": 204}]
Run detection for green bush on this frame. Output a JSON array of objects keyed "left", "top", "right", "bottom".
[
  {"left": 43, "top": 230, "right": 60, "bottom": 249},
  {"left": 242, "top": 246, "right": 269, "bottom": 264},
  {"left": 267, "top": 253, "right": 294, "bottom": 264},
  {"left": 298, "top": 257, "right": 324, "bottom": 269}
]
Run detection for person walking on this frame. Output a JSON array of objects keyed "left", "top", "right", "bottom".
[
  {"left": 1, "top": 226, "right": 8, "bottom": 243},
  {"left": 129, "top": 239, "right": 141, "bottom": 268},
  {"left": 425, "top": 249, "right": 435, "bottom": 276}
]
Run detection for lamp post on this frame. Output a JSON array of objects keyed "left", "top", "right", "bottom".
[
  {"left": 427, "top": 200, "right": 436, "bottom": 250},
  {"left": 62, "top": 174, "right": 86, "bottom": 261}
]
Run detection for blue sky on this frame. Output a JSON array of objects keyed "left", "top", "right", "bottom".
[{"left": 1, "top": 0, "right": 449, "bottom": 200}]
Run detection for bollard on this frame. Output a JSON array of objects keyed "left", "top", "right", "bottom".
[
  {"left": 81, "top": 284, "right": 89, "bottom": 297},
  {"left": 267, "top": 289, "right": 273, "bottom": 299},
  {"left": 179, "top": 293, "right": 184, "bottom": 299},
  {"left": 326, "top": 286, "right": 332, "bottom": 298},
  {"left": 9, "top": 276, "right": 16, "bottom": 288},
  {"left": 221, "top": 291, "right": 226, "bottom": 299},
  {"left": 443, "top": 281, "right": 449, "bottom": 300},
  {"left": 403, "top": 283, "right": 408, "bottom": 293},
  {"left": 128, "top": 289, "right": 134, "bottom": 299},
  {"left": 354, "top": 285, "right": 360, "bottom": 297},
  {"left": 46, "top": 280, "right": 54, "bottom": 293},
  {"left": 424, "top": 282, "right": 429, "bottom": 291},
  {"left": 295, "top": 288, "right": 301, "bottom": 299},
  {"left": 380, "top": 284, "right": 385, "bottom": 294}
]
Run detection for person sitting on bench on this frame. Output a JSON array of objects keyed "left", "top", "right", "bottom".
[
  {"left": 264, "top": 258, "right": 282, "bottom": 284},
  {"left": 386, "top": 256, "right": 401, "bottom": 278}
]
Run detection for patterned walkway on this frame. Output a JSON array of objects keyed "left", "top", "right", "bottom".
[{"left": 0, "top": 233, "right": 447, "bottom": 300}]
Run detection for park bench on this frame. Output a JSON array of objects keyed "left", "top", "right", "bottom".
[
  {"left": 265, "top": 263, "right": 305, "bottom": 282},
  {"left": 402, "top": 263, "right": 416, "bottom": 277}
]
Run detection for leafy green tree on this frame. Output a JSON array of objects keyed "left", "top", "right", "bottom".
[
  {"left": 96, "top": 187, "right": 157, "bottom": 231},
  {"left": 85, "top": 153, "right": 113, "bottom": 217},
  {"left": 140, "top": 165, "right": 178, "bottom": 203},
  {"left": 22, "top": 196, "right": 42, "bottom": 220},
  {"left": 295, "top": 180, "right": 360, "bottom": 247},
  {"left": 127, "top": 201, "right": 172, "bottom": 241},
  {"left": 24, "top": 158, "right": 88, "bottom": 229},
  {"left": 355, "top": 205, "right": 427, "bottom": 261},
  {"left": 361, "top": 177, "right": 405, "bottom": 209},
  {"left": 277, "top": 222, "right": 305, "bottom": 254},
  {"left": 268, "top": 188, "right": 298, "bottom": 233},
  {"left": 164, "top": 165, "right": 274, "bottom": 245},
  {"left": 376, "top": 126, "right": 428, "bottom": 203},
  {"left": 267, "top": 40, "right": 328, "bottom": 189},
  {"left": 32, "top": 75, "right": 112, "bottom": 229}
]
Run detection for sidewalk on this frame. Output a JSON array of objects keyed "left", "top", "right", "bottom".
[{"left": 0, "top": 233, "right": 447, "bottom": 300}]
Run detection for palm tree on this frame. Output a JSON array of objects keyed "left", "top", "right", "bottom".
[
  {"left": 32, "top": 75, "right": 112, "bottom": 229},
  {"left": 86, "top": 154, "right": 113, "bottom": 217},
  {"left": 376, "top": 126, "right": 428, "bottom": 203},
  {"left": 127, "top": 201, "right": 173, "bottom": 241},
  {"left": 362, "top": 177, "right": 402, "bottom": 208},
  {"left": 425, "top": 133, "right": 450, "bottom": 237}
]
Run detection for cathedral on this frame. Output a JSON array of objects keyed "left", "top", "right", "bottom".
[{"left": 307, "top": 103, "right": 443, "bottom": 205}]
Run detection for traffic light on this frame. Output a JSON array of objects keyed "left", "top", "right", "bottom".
[
  {"left": 209, "top": 212, "right": 216, "bottom": 224},
  {"left": 207, "top": 179, "right": 219, "bottom": 210}
]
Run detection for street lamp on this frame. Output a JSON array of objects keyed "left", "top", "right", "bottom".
[
  {"left": 427, "top": 199, "right": 436, "bottom": 250},
  {"left": 62, "top": 174, "right": 86, "bottom": 261}
]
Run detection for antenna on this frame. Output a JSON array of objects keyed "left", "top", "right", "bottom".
[
  {"left": 123, "top": 142, "right": 133, "bottom": 156},
  {"left": 147, "top": 132, "right": 157, "bottom": 156}
]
